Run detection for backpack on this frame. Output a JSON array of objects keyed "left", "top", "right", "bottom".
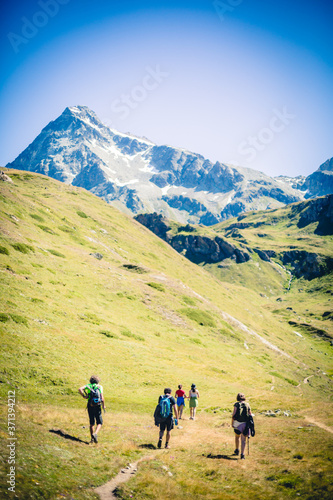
[
  {"left": 159, "top": 395, "right": 171, "bottom": 418},
  {"left": 88, "top": 384, "right": 102, "bottom": 407},
  {"left": 154, "top": 395, "right": 171, "bottom": 425},
  {"left": 234, "top": 402, "right": 250, "bottom": 423}
]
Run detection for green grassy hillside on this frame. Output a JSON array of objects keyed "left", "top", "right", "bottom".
[
  {"left": 149, "top": 199, "right": 333, "bottom": 343},
  {"left": 0, "top": 170, "right": 332, "bottom": 499}
]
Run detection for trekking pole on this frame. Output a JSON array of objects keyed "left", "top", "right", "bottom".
[{"left": 248, "top": 436, "right": 250, "bottom": 456}]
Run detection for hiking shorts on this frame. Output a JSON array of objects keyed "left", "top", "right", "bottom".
[
  {"left": 233, "top": 422, "right": 246, "bottom": 435},
  {"left": 160, "top": 415, "right": 174, "bottom": 432},
  {"left": 177, "top": 397, "right": 185, "bottom": 406},
  {"left": 88, "top": 405, "right": 103, "bottom": 426}
]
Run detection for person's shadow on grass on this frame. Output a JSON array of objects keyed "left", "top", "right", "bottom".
[
  {"left": 138, "top": 444, "right": 157, "bottom": 450},
  {"left": 49, "top": 429, "right": 90, "bottom": 445},
  {"left": 206, "top": 453, "right": 238, "bottom": 460}
]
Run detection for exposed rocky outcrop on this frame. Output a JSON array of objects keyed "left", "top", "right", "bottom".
[
  {"left": 296, "top": 194, "right": 333, "bottom": 235},
  {"left": 170, "top": 234, "right": 250, "bottom": 264},
  {"left": 0, "top": 171, "right": 13, "bottom": 183},
  {"left": 282, "top": 250, "right": 333, "bottom": 280},
  {"left": 134, "top": 213, "right": 250, "bottom": 264},
  {"left": 303, "top": 158, "right": 333, "bottom": 198},
  {"left": 135, "top": 213, "right": 171, "bottom": 240}
]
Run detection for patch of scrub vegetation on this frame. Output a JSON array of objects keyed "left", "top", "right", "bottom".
[
  {"left": 77, "top": 210, "right": 88, "bottom": 218},
  {"left": 189, "top": 337, "right": 204, "bottom": 345},
  {"left": 30, "top": 213, "right": 44, "bottom": 222},
  {"left": 37, "top": 224, "right": 57, "bottom": 234},
  {"left": 0, "top": 313, "right": 10, "bottom": 322},
  {"left": 47, "top": 249, "right": 66, "bottom": 258},
  {"left": 116, "top": 291, "right": 136, "bottom": 300},
  {"left": 217, "top": 326, "right": 242, "bottom": 342},
  {"left": 58, "top": 225, "right": 75, "bottom": 233},
  {"left": 31, "top": 262, "right": 43, "bottom": 269},
  {"left": 10, "top": 314, "right": 28, "bottom": 325},
  {"left": 121, "top": 328, "right": 144, "bottom": 341},
  {"left": 100, "top": 330, "right": 119, "bottom": 339},
  {"left": 122, "top": 263, "right": 147, "bottom": 273},
  {"left": 0, "top": 245, "right": 9, "bottom": 255},
  {"left": 11, "top": 242, "right": 34, "bottom": 253},
  {"left": 180, "top": 308, "right": 216, "bottom": 327},
  {"left": 79, "top": 313, "right": 101, "bottom": 325},
  {"left": 182, "top": 295, "right": 197, "bottom": 306},
  {"left": 270, "top": 371, "right": 298, "bottom": 386},
  {"left": 147, "top": 282, "right": 165, "bottom": 292}
]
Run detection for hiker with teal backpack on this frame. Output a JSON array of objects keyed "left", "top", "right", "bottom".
[
  {"left": 154, "top": 388, "right": 179, "bottom": 449},
  {"left": 79, "top": 375, "right": 106, "bottom": 444},
  {"left": 231, "top": 393, "right": 252, "bottom": 459}
]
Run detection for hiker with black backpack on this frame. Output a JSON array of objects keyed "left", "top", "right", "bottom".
[
  {"left": 231, "top": 393, "right": 252, "bottom": 459},
  {"left": 79, "top": 375, "right": 106, "bottom": 444},
  {"left": 154, "top": 388, "right": 179, "bottom": 449}
]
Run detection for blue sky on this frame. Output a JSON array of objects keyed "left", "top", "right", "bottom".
[{"left": 1, "top": 0, "right": 332, "bottom": 177}]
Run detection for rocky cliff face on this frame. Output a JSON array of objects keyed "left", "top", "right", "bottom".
[
  {"left": 296, "top": 193, "right": 333, "bottom": 235},
  {"left": 6, "top": 105, "right": 316, "bottom": 225},
  {"left": 282, "top": 251, "right": 333, "bottom": 280},
  {"left": 135, "top": 213, "right": 250, "bottom": 264},
  {"left": 302, "top": 158, "right": 333, "bottom": 198}
]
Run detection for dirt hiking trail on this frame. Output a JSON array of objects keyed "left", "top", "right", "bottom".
[
  {"left": 95, "top": 456, "right": 155, "bottom": 499},
  {"left": 305, "top": 416, "right": 333, "bottom": 435}
]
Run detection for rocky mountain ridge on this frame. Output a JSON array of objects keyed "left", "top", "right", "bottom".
[
  {"left": 5, "top": 105, "right": 332, "bottom": 225},
  {"left": 135, "top": 194, "right": 333, "bottom": 281}
]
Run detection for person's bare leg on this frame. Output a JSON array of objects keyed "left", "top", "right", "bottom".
[
  {"left": 95, "top": 423, "right": 102, "bottom": 435},
  {"left": 165, "top": 430, "right": 171, "bottom": 448},
  {"left": 235, "top": 434, "right": 240, "bottom": 453},
  {"left": 157, "top": 429, "right": 164, "bottom": 448},
  {"left": 240, "top": 434, "right": 246, "bottom": 456}
]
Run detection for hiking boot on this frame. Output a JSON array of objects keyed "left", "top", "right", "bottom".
[
  {"left": 157, "top": 438, "right": 162, "bottom": 449},
  {"left": 234, "top": 449, "right": 239, "bottom": 456},
  {"left": 165, "top": 442, "right": 170, "bottom": 449},
  {"left": 93, "top": 433, "right": 98, "bottom": 443},
  {"left": 90, "top": 437, "right": 95, "bottom": 444},
  {"left": 241, "top": 454, "right": 245, "bottom": 459}
]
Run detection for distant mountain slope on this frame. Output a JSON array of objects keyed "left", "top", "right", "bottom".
[
  {"left": 136, "top": 194, "right": 333, "bottom": 290},
  {"left": 6, "top": 105, "right": 311, "bottom": 225},
  {"left": 303, "top": 157, "right": 333, "bottom": 198}
]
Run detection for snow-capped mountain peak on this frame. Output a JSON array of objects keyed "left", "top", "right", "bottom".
[{"left": 6, "top": 105, "right": 329, "bottom": 224}]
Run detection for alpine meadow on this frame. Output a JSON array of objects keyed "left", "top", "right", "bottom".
[{"left": 0, "top": 169, "right": 332, "bottom": 499}]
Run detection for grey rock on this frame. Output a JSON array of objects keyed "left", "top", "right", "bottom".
[
  {"left": 302, "top": 158, "right": 333, "bottom": 198},
  {"left": 90, "top": 253, "right": 103, "bottom": 260},
  {"left": 0, "top": 171, "right": 13, "bottom": 183}
]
